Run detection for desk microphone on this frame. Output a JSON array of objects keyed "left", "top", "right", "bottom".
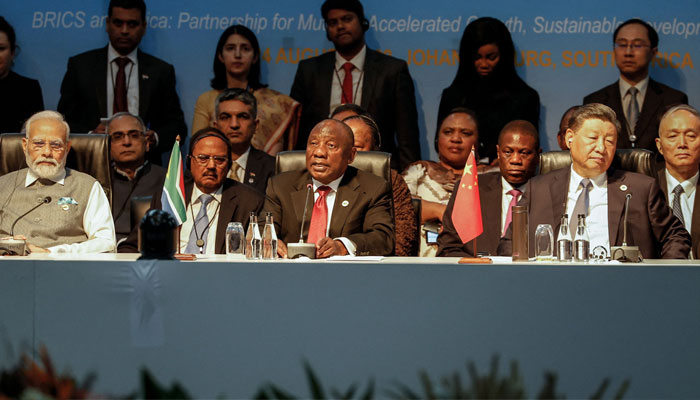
[
  {"left": 287, "top": 184, "right": 316, "bottom": 259},
  {"left": 611, "top": 193, "right": 641, "bottom": 262},
  {"left": 1, "top": 196, "right": 52, "bottom": 256}
]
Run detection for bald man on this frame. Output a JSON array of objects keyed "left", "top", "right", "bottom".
[{"left": 263, "top": 119, "right": 394, "bottom": 258}]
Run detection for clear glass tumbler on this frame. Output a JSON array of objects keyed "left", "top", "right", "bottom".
[
  {"left": 535, "top": 224, "right": 554, "bottom": 261},
  {"left": 226, "top": 222, "right": 245, "bottom": 255}
]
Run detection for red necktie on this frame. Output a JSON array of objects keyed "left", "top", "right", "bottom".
[
  {"left": 307, "top": 186, "right": 331, "bottom": 245},
  {"left": 341, "top": 62, "right": 354, "bottom": 104},
  {"left": 502, "top": 189, "right": 522, "bottom": 237},
  {"left": 113, "top": 57, "right": 130, "bottom": 113}
]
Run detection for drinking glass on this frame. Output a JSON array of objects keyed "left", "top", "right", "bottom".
[
  {"left": 535, "top": 224, "right": 554, "bottom": 261},
  {"left": 226, "top": 222, "right": 245, "bottom": 255}
]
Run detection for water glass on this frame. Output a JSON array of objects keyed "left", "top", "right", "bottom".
[
  {"left": 226, "top": 222, "right": 245, "bottom": 255},
  {"left": 535, "top": 224, "right": 554, "bottom": 261}
]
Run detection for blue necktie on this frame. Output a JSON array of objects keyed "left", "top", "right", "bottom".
[{"left": 186, "top": 194, "right": 213, "bottom": 254}]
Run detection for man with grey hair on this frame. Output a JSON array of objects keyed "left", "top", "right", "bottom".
[
  {"left": 0, "top": 110, "right": 115, "bottom": 253},
  {"left": 499, "top": 103, "right": 690, "bottom": 259},
  {"left": 213, "top": 88, "right": 274, "bottom": 194},
  {"left": 107, "top": 111, "right": 165, "bottom": 241},
  {"left": 655, "top": 104, "right": 700, "bottom": 257}
]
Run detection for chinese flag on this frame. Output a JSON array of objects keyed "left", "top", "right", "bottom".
[{"left": 452, "top": 150, "right": 483, "bottom": 243}]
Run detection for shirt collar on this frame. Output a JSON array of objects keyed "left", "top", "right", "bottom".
[
  {"left": 113, "top": 161, "right": 148, "bottom": 181},
  {"left": 25, "top": 167, "right": 66, "bottom": 187},
  {"left": 570, "top": 166, "right": 606, "bottom": 190},
  {"left": 108, "top": 43, "right": 138, "bottom": 65},
  {"left": 665, "top": 169, "right": 699, "bottom": 196},
  {"left": 312, "top": 174, "right": 344, "bottom": 193},
  {"left": 335, "top": 44, "right": 366, "bottom": 72},
  {"left": 618, "top": 75, "right": 649, "bottom": 99},
  {"left": 500, "top": 176, "right": 527, "bottom": 195},
  {"left": 234, "top": 146, "right": 251, "bottom": 169},
  {"left": 191, "top": 183, "right": 223, "bottom": 205}
]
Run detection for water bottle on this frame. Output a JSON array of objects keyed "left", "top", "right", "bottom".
[
  {"left": 262, "top": 212, "right": 278, "bottom": 260},
  {"left": 573, "top": 214, "right": 590, "bottom": 262},
  {"left": 557, "top": 214, "right": 573, "bottom": 261},
  {"left": 245, "top": 212, "right": 261, "bottom": 260}
]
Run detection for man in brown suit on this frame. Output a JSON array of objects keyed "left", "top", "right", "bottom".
[
  {"left": 263, "top": 119, "right": 394, "bottom": 258},
  {"left": 438, "top": 120, "right": 540, "bottom": 257},
  {"left": 499, "top": 103, "right": 690, "bottom": 259}
]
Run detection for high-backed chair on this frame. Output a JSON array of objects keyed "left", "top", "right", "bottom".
[
  {"left": 275, "top": 150, "right": 391, "bottom": 181},
  {"left": 0, "top": 133, "right": 113, "bottom": 205},
  {"left": 539, "top": 149, "right": 656, "bottom": 178}
]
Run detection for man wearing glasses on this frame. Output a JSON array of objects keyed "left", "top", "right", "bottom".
[
  {"left": 106, "top": 112, "right": 165, "bottom": 242},
  {"left": 584, "top": 18, "right": 688, "bottom": 152},
  {"left": 0, "top": 111, "right": 116, "bottom": 253},
  {"left": 118, "top": 128, "right": 263, "bottom": 254}
]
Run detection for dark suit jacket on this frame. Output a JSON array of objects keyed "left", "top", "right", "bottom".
[
  {"left": 110, "top": 162, "right": 166, "bottom": 241},
  {"left": 57, "top": 46, "right": 187, "bottom": 164},
  {"left": 437, "top": 172, "right": 503, "bottom": 257},
  {"left": 657, "top": 165, "right": 700, "bottom": 258},
  {"left": 497, "top": 168, "right": 691, "bottom": 259},
  {"left": 243, "top": 147, "right": 275, "bottom": 195},
  {"left": 290, "top": 48, "right": 420, "bottom": 171},
  {"left": 263, "top": 167, "right": 395, "bottom": 256},
  {"left": 583, "top": 79, "right": 688, "bottom": 152},
  {"left": 118, "top": 176, "right": 264, "bottom": 254}
]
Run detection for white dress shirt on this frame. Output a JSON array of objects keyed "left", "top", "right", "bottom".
[
  {"left": 25, "top": 169, "right": 116, "bottom": 254},
  {"left": 619, "top": 75, "right": 649, "bottom": 122},
  {"left": 179, "top": 185, "right": 223, "bottom": 254},
  {"left": 565, "top": 168, "right": 610, "bottom": 253},
  {"left": 665, "top": 169, "right": 698, "bottom": 231},
  {"left": 330, "top": 45, "right": 366, "bottom": 112},
  {"left": 107, "top": 43, "right": 139, "bottom": 118},
  {"left": 311, "top": 175, "right": 357, "bottom": 255},
  {"left": 500, "top": 177, "right": 526, "bottom": 236},
  {"left": 228, "top": 146, "right": 250, "bottom": 181}
]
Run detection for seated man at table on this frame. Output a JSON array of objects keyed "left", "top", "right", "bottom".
[
  {"left": 107, "top": 112, "right": 165, "bottom": 243},
  {"left": 438, "top": 120, "right": 540, "bottom": 257},
  {"left": 119, "top": 128, "right": 264, "bottom": 254},
  {"left": 0, "top": 110, "right": 115, "bottom": 253},
  {"left": 498, "top": 103, "right": 690, "bottom": 259},
  {"left": 263, "top": 119, "right": 394, "bottom": 258}
]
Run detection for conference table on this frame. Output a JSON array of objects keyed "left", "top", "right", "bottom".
[{"left": 2, "top": 254, "right": 699, "bottom": 398}]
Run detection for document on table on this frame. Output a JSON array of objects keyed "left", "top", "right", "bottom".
[{"left": 327, "top": 255, "right": 384, "bottom": 262}]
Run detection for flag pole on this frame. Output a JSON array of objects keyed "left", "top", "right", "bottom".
[{"left": 175, "top": 135, "right": 181, "bottom": 255}]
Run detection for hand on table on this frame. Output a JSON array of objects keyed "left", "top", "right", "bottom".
[{"left": 316, "top": 237, "right": 348, "bottom": 259}]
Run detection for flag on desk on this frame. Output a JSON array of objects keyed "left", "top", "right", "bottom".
[
  {"left": 452, "top": 149, "right": 483, "bottom": 243},
  {"left": 161, "top": 138, "right": 187, "bottom": 225}
]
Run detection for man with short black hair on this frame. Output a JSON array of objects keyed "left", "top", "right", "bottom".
[
  {"left": 290, "top": 0, "right": 420, "bottom": 171},
  {"left": 583, "top": 18, "right": 687, "bottom": 152},
  {"left": 58, "top": 0, "right": 186, "bottom": 165},
  {"left": 438, "top": 120, "right": 540, "bottom": 257},
  {"left": 213, "top": 88, "right": 274, "bottom": 194}
]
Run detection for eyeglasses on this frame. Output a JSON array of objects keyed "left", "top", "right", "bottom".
[
  {"left": 29, "top": 139, "right": 65, "bottom": 152},
  {"left": 110, "top": 130, "right": 145, "bottom": 141},
  {"left": 191, "top": 154, "right": 228, "bottom": 166},
  {"left": 614, "top": 42, "right": 650, "bottom": 51}
]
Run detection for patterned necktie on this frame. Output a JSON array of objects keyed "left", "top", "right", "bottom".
[
  {"left": 185, "top": 194, "right": 213, "bottom": 254},
  {"left": 113, "top": 57, "right": 130, "bottom": 114},
  {"left": 229, "top": 162, "right": 242, "bottom": 182},
  {"left": 502, "top": 189, "right": 522, "bottom": 236},
  {"left": 626, "top": 87, "right": 640, "bottom": 140},
  {"left": 307, "top": 186, "right": 331, "bottom": 245},
  {"left": 672, "top": 184, "right": 685, "bottom": 227},
  {"left": 570, "top": 178, "right": 592, "bottom": 235},
  {"left": 341, "top": 62, "right": 354, "bottom": 104}
]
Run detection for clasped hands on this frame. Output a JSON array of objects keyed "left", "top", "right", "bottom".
[{"left": 276, "top": 237, "right": 348, "bottom": 259}]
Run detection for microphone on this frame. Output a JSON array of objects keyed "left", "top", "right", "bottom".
[
  {"left": 287, "top": 183, "right": 317, "bottom": 259},
  {"left": 0, "top": 196, "right": 51, "bottom": 256},
  {"left": 611, "top": 193, "right": 641, "bottom": 262}
]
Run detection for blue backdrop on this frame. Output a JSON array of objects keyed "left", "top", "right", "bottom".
[{"left": 2, "top": 0, "right": 699, "bottom": 159}]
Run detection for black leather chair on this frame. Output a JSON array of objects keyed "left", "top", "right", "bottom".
[
  {"left": 275, "top": 150, "right": 391, "bottom": 181},
  {"left": 0, "top": 133, "right": 113, "bottom": 205},
  {"left": 539, "top": 149, "right": 657, "bottom": 178}
]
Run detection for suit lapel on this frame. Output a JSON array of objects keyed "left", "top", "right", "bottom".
[
  {"left": 329, "top": 171, "right": 360, "bottom": 238},
  {"left": 636, "top": 80, "right": 662, "bottom": 139},
  {"left": 360, "top": 49, "right": 377, "bottom": 110},
  {"left": 214, "top": 180, "right": 238, "bottom": 253},
  {"left": 96, "top": 47, "right": 109, "bottom": 117},
  {"left": 137, "top": 50, "right": 151, "bottom": 118},
  {"left": 692, "top": 181, "right": 700, "bottom": 257},
  {"left": 481, "top": 174, "right": 502, "bottom": 241},
  {"left": 549, "top": 169, "right": 569, "bottom": 232},
  {"left": 318, "top": 53, "right": 335, "bottom": 116},
  {"left": 243, "top": 148, "right": 260, "bottom": 187},
  {"left": 608, "top": 82, "right": 632, "bottom": 148},
  {"left": 291, "top": 173, "right": 313, "bottom": 239},
  {"left": 607, "top": 170, "right": 626, "bottom": 246}
]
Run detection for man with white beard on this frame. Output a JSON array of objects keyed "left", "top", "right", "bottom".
[{"left": 0, "top": 111, "right": 115, "bottom": 253}]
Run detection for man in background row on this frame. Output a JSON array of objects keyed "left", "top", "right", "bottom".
[
  {"left": 656, "top": 104, "right": 700, "bottom": 258},
  {"left": 57, "top": 0, "right": 186, "bottom": 165}
]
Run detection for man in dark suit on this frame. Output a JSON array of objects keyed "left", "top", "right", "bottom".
[
  {"left": 498, "top": 103, "right": 690, "bottom": 259},
  {"left": 655, "top": 104, "right": 700, "bottom": 258},
  {"left": 118, "top": 128, "right": 264, "bottom": 254},
  {"left": 438, "top": 120, "right": 540, "bottom": 257},
  {"left": 264, "top": 119, "right": 394, "bottom": 258},
  {"left": 212, "top": 88, "right": 274, "bottom": 195},
  {"left": 57, "top": 0, "right": 186, "bottom": 165},
  {"left": 583, "top": 18, "right": 687, "bottom": 152},
  {"left": 289, "top": 0, "right": 420, "bottom": 171}
]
